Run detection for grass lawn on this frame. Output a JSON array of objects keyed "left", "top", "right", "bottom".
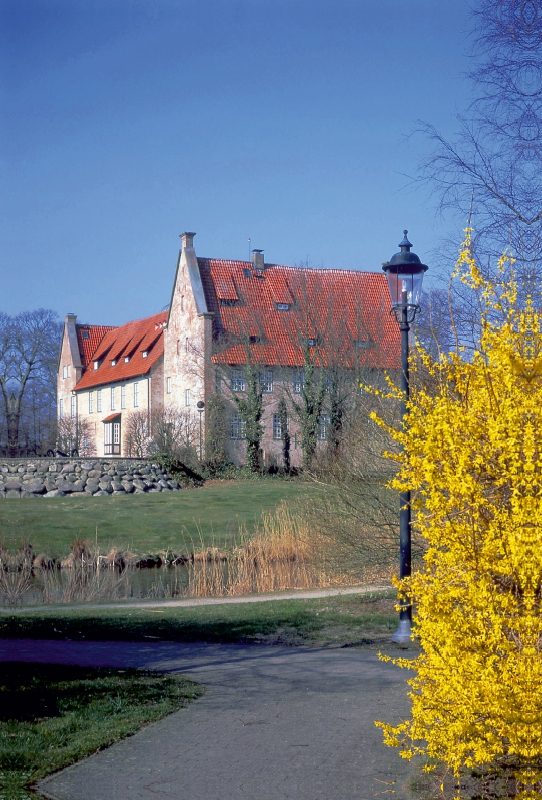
[
  {"left": 2, "top": 590, "right": 416, "bottom": 650},
  {"left": 1, "top": 478, "right": 314, "bottom": 558},
  {"left": 1, "top": 662, "right": 204, "bottom": 800}
]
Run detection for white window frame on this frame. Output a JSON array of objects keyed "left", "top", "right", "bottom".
[
  {"left": 185, "top": 388, "right": 190, "bottom": 406},
  {"left": 97, "top": 389, "right": 102, "bottom": 413},
  {"left": 59, "top": 399, "right": 64, "bottom": 419},
  {"left": 259, "top": 370, "right": 273, "bottom": 393},
  {"left": 317, "top": 414, "right": 330, "bottom": 440},
  {"left": 134, "top": 382, "right": 139, "bottom": 408},
  {"left": 230, "top": 412, "right": 246, "bottom": 439},
  {"left": 293, "top": 370, "right": 305, "bottom": 394},
  {"left": 111, "top": 386, "right": 116, "bottom": 411},
  {"left": 62, "top": 366, "right": 66, "bottom": 379},
  {"left": 70, "top": 396, "right": 76, "bottom": 419},
  {"left": 231, "top": 369, "right": 245, "bottom": 392},
  {"left": 89, "top": 391, "right": 94, "bottom": 413},
  {"left": 167, "top": 377, "right": 172, "bottom": 394},
  {"left": 67, "top": 365, "right": 71, "bottom": 378},
  {"left": 121, "top": 385, "right": 126, "bottom": 409}
]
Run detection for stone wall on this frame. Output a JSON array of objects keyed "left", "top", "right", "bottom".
[{"left": 0, "top": 459, "right": 181, "bottom": 498}]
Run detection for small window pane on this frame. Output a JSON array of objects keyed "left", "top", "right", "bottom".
[
  {"left": 259, "top": 370, "right": 273, "bottom": 393},
  {"left": 97, "top": 390, "right": 102, "bottom": 413},
  {"left": 232, "top": 369, "right": 245, "bottom": 392},
  {"left": 121, "top": 385, "right": 126, "bottom": 409},
  {"left": 230, "top": 413, "right": 246, "bottom": 439},
  {"left": 317, "top": 414, "right": 330, "bottom": 440}
]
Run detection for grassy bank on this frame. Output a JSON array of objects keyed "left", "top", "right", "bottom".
[
  {"left": 2, "top": 590, "right": 413, "bottom": 649},
  {"left": 1, "top": 662, "right": 203, "bottom": 800},
  {"left": 1, "top": 479, "right": 314, "bottom": 557}
]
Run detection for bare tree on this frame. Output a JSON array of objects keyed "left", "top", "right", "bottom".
[
  {"left": 0, "top": 310, "right": 62, "bottom": 456},
  {"left": 57, "top": 416, "right": 96, "bottom": 457},
  {"left": 125, "top": 410, "right": 150, "bottom": 458},
  {"left": 417, "top": 0, "right": 542, "bottom": 292}
]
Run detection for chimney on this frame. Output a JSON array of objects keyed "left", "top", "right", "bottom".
[
  {"left": 180, "top": 231, "right": 196, "bottom": 250},
  {"left": 66, "top": 313, "right": 77, "bottom": 323},
  {"left": 251, "top": 249, "right": 265, "bottom": 271}
]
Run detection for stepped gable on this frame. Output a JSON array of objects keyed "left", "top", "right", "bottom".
[
  {"left": 76, "top": 324, "right": 117, "bottom": 368},
  {"left": 198, "top": 258, "right": 400, "bottom": 369},
  {"left": 75, "top": 311, "right": 167, "bottom": 390}
]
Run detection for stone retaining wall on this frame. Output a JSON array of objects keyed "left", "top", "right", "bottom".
[{"left": 0, "top": 459, "right": 182, "bottom": 498}]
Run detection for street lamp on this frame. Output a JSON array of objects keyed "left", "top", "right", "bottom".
[
  {"left": 196, "top": 401, "right": 205, "bottom": 461},
  {"left": 382, "top": 231, "right": 428, "bottom": 644}
]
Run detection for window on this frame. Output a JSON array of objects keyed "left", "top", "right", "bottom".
[
  {"left": 82, "top": 330, "right": 89, "bottom": 340},
  {"left": 71, "top": 396, "right": 76, "bottom": 419},
  {"left": 317, "top": 414, "right": 330, "bottom": 440},
  {"left": 104, "top": 420, "right": 121, "bottom": 455},
  {"left": 134, "top": 382, "right": 139, "bottom": 408},
  {"left": 230, "top": 413, "right": 246, "bottom": 439},
  {"left": 243, "top": 268, "right": 251, "bottom": 278},
  {"left": 273, "top": 414, "right": 290, "bottom": 440},
  {"left": 302, "top": 337, "right": 317, "bottom": 347},
  {"left": 325, "top": 375, "right": 334, "bottom": 393},
  {"left": 220, "top": 298, "right": 238, "bottom": 307},
  {"left": 62, "top": 366, "right": 66, "bottom": 379},
  {"left": 249, "top": 335, "right": 261, "bottom": 344},
  {"left": 67, "top": 365, "right": 71, "bottom": 378},
  {"left": 259, "top": 370, "right": 273, "bottom": 393},
  {"left": 124, "top": 356, "right": 130, "bottom": 363},
  {"left": 83, "top": 437, "right": 89, "bottom": 449},
  {"left": 111, "top": 387, "right": 116, "bottom": 411},
  {"left": 167, "top": 377, "right": 171, "bottom": 394},
  {"left": 59, "top": 399, "right": 64, "bottom": 419},
  {"left": 276, "top": 303, "right": 290, "bottom": 311},
  {"left": 121, "top": 385, "right": 126, "bottom": 409},
  {"left": 94, "top": 361, "right": 99, "bottom": 370},
  {"left": 293, "top": 371, "right": 305, "bottom": 394},
  {"left": 97, "top": 389, "right": 102, "bottom": 412},
  {"left": 185, "top": 388, "right": 190, "bottom": 407},
  {"left": 185, "top": 338, "right": 189, "bottom": 354},
  {"left": 356, "top": 340, "right": 369, "bottom": 349},
  {"left": 143, "top": 350, "right": 148, "bottom": 358},
  {"left": 111, "top": 360, "right": 116, "bottom": 366},
  {"left": 89, "top": 391, "right": 94, "bottom": 413},
  {"left": 232, "top": 369, "right": 245, "bottom": 392}
]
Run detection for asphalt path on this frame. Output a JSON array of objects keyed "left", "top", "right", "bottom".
[{"left": 3, "top": 638, "right": 417, "bottom": 800}]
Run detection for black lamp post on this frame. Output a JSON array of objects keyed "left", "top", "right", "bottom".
[
  {"left": 382, "top": 231, "right": 428, "bottom": 644},
  {"left": 196, "top": 401, "right": 205, "bottom": 461}
]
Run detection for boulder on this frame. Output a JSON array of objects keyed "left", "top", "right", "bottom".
[
  {"left": 44, "top": 490, "right": 66, "bottom": 498},
  {"left": 6, "top": 489, "right": 21, "bottom": 499},
  {"left": 4, "top": 479, "right": 22, "bottom": 491}
]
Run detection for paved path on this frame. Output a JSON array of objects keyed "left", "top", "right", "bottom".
[
  {"left": 5, "top": 584, "right": 392, "bottom": 614},
  {"left": 3, "top": 639, "right": 415, "bottom": 800}
]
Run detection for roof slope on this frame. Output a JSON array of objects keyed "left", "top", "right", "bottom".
[
  {"left": 198, "top": 259, "right": 400, "bottom": 369},
  {"left": 76, "top": 325, "right": 117, "bottom": 369},
  {"left": 75, "top": 311, "right": 167, "bottom": 390}
]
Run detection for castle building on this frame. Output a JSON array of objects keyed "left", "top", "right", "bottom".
[{"left": 57, "top": 232, "right": 400, "bottom": 465}]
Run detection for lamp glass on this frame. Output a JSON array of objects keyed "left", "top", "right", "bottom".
[{"left": 385, "top": 269, "right": 425, "bottom": 308}]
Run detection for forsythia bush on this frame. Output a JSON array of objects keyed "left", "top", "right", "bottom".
[{"left": 374, "top": 231, "right": 542, "bottom": 796}]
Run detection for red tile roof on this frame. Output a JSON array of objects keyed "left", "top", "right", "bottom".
[
  {"left": 198, "top": 259, "right": 400, "bottom": 369},
  {"left": 76, "top": 325, "right": 116, "bottom": 369},
  {"left": 75, "top": 311, "right": 167, "bottom": 391}
]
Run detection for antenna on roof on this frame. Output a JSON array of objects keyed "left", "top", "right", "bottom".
[
  {"left": 248, "top": 237, "right": 251, "bottom": 263},
  {"left": 161, "top": 303, "right": 170, "bottom": 311}
]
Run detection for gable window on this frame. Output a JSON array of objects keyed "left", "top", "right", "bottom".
[
  {"left": 97, "top": 389, "right": 102, "bottom": 412},
  {"left": 89, "top": 391, "right": 94, "bottom": 413},
  {"left": 230, "top": 413, "right": 246, "bottom": 439},
  {"left": 231, "top": 369, "right": 245, "bottom": 392},
  {"left": 317, "top": 414, "right": 330, "bottom": 440},
  {"left": 111, "top": 387, "right": 116, "bottom": 411},
  {"left": 134, "top": 382, "right": 139, "bottom": 408},
  {"left": 259, "top": 370, "right": 273, "bottom": 393},
  {"left": 59, "top": 399, "right": 64, "bottom": 419},
  {"left": 71, "top": 396, "right": 76, "bottom": 419},
  {"left": 121, "top": 385, "right": 126, "bottom": 409},
  {"left": 293, "top": 370, "right": 305, "bottom": 394},
  {"left": 273, "top": 414, "right": 290, "bottom": 440},
  {"left": 167, "top": 377, "right": 171, "bottom": 394},
  {"left": 185, "top": 388, "right": 190, "bottom": 406}
]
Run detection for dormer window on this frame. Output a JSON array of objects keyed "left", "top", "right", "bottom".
[
  {"left": 302, "top": 338, "right": 317, "bottom": 347},
  {"left": 249, "top": 335, "right": 261, "bottom": 344},
  {"left": 82, "top": 330, "right": 89, "bottom": 340},
  {"left": 142, "top": 351, "right": 148, "bottom": 358},
  {"left": 219, "top": 298, "right": 238, "bottom": 307},
  {"left": 243, "top": 268, "right": 251, "bottom": 278},
  {"left": 111, "top": 360, "right": 117, "bottom": 366},
  {"left": 93, "top": 361, "right": 99, "bottom": 370},
  {"left": 124, "top": 356, "right": 130, "bottom": 363},
  {"left": 276, "top": 303, "right": 291, "bottom": 311}
]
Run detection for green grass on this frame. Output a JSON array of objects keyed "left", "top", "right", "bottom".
[
  {"left": 2, "top": 590, "right": 414, "bottom": 649},
  {"left": 0, "top": 662, "right": 204, "bottom": 799},
  {"left": 1, "top": 478, "right": 314, "bottom": 558}
]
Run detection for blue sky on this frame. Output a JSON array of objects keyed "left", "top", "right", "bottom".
[{"left": 2, "top": 0, "right": 472, "bottom": 324}]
